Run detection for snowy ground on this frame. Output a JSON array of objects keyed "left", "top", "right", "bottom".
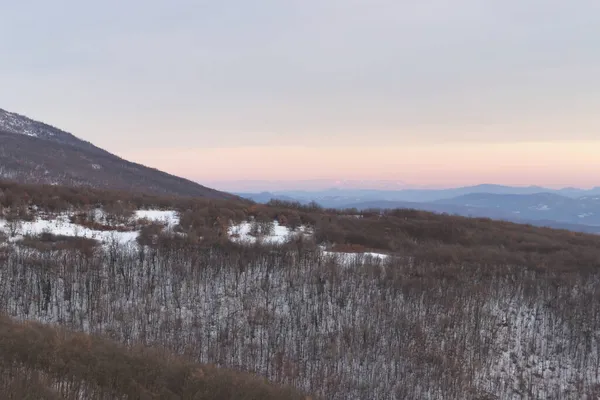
[
  {"left": 0, "top": 209, "right": 179, "bottom": 246},
  {"left": 2, "top": 211, "right": 597, "bottom": 398},
  {"left": 227, "top": 220, "right": 311, "bottom": 244},
  {"left": 0, "top": 212, "right": 389, "bottom": 263},
  {"left": 322, "top": 250, "right": 389, "bottom": 264},
  {"left": 134, "top": 210, "right": 179, "bottom": 228},
  {"left": 227, "top": 220, "right": 389, "bottom": 262}
]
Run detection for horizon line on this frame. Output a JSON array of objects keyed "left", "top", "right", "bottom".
[{"left": 202, "top": 180, "right": 600, "bottom": 192}]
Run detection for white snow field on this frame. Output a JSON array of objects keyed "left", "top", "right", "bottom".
[
  {"left": 322, "top": 250, "right": 389, "bottom": 264},
  {"left": 227, "top": 220, "right": 311, "bottom": 244},
  {"left": 134, "top": 209, "right": 179, "bottom": 228},
  {"left": 0, "top": 209, "right": 180, "bottom": 245}
]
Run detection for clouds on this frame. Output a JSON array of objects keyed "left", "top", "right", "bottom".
[{"left": 1, "top": 0, "right": 599, "bottom": 183}]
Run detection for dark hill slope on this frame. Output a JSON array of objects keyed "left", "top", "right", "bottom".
[{"left": 0, "top": 108, "right": 234, "bottom": 199}]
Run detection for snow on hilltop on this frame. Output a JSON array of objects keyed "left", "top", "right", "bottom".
[
  {"left": 0, "top": 107, "right": 103, "bottom": 155},
  {"left": 0, "top": 109, "right": 37, "bottom": 137},
  {"left": 0, "top": 108, "right": 61, "bottom": 139}
]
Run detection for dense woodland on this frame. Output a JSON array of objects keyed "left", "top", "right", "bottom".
[
  {"left": 0, "top": 315, "right": 306, "bottom": 399},
  {"left": 1, "top": 180, "right": 600, "bottom": 399}
]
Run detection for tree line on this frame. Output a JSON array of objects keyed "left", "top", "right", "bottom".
[
  {"left": 2, "top": 180, "right": 600, "bottom": 398},
  {"left": 0, "top": 236, "right": 599, "bottom": 399}
]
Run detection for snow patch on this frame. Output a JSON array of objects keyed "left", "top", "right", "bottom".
[
  {"left": 0, "top": 215, "right": 136, "bottom": 245},
  {"left": 134, "top": 210, "right": 179, "bottom": 227},
  {"left": 322, "top": 250, "right": 389, "bottom": 265},
  {"left": 228, "top": 220, "right": 308, "bottom": 244},
  {"left": 227, "top": 221, "right": 389, "bottom": 264},
  {"left": 0, "top": 209, "right": 180, "bottom": 246}
]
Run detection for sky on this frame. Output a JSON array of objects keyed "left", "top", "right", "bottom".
[{"left": 1, "top": 0, "right": 600, "bottom": 190}]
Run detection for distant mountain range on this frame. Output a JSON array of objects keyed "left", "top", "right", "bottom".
[
  {"left": 237, "top": 186, "right": 600, "bottom": 233},
  {"left": 0, "top": 108, "right": 235, "bottom": 199}
]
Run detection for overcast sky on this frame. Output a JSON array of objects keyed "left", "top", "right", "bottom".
[{"left": 2, "top": 1, "right": 600, "bottom": 189}]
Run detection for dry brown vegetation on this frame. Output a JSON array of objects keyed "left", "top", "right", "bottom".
[
  {"left": 0, "top": 315, "right": 308, "bottom": 400},
  {"left": 17, "top": 232, "right": 100, "bottom": 253},
  {"left": 3, "top": 179, "right": 598, "bottom": 270},
  {"left": 1, "top": 180, "right": 600, "bottom": 398}
]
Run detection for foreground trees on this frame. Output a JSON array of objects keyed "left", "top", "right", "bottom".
[
  {"left": 0, "top": 238, "right": 598, "bottom": 399},
  {"left": 2, "top": 180, "right": 600, "bottom": 398},
  {"left": 0, "top": 314, "right": 307, "bottom": 400}
]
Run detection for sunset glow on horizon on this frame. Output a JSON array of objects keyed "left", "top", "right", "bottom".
[
  {"left": 119, "top": 140, "right": 600, "bottom": 190},
  {"left": 2, "top": 0, "right": 599, "bottom": 191}
]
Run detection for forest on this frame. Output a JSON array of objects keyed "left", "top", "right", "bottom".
[{"left": 1, "top": 180, "right": 600, "bottom": 399}]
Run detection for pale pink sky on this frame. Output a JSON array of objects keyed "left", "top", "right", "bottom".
[
  {"left": 119, "top": 140, "right": 600, "bottom": 190},
  {"left": 2, "top": 0, "right": 599, "bottom": 191}
]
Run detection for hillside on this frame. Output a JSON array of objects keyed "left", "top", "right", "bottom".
[
  {"left": 2, "top": 181, "right": 600, "bottom": 399},
  {"left": 0, "top": 314, "right": 307, "bottom": 400},
  {"left": 0, "top": 108, "right": 235, "bottom": 199}
]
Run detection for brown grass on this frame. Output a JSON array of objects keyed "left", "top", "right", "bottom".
[{"left": 0, "top": 315, "right": 310, "bottom": 400}]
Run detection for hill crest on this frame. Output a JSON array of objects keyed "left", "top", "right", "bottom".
[{"left": 0, "top": 107, "right": 234, "bottom": 199}]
